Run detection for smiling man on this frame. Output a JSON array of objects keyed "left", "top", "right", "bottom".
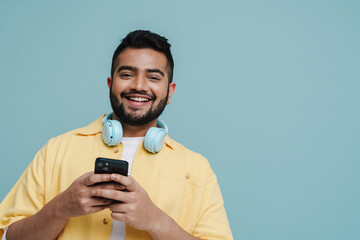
[
  {"left": 109, "top": 47, "right": 175, "bottom": 132},
  {"left": 0, "top": 30, "right": 233, "bottom": 240}
]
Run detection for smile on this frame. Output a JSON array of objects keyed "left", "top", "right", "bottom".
[{"left": 126, "top": 96, "right": 150, "bottom": 102}]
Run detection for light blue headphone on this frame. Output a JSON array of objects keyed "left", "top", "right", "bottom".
[{"left": 102, "top": 113, "right": 168, "bottom": 153}]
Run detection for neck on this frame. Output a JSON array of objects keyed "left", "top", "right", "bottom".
[{"left": 112, "top": 115, "right": 157, "bottom": 137}]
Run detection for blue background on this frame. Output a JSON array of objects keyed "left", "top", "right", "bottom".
[{"left": 0, "top": 1, "right": 359, "bottom": 239}]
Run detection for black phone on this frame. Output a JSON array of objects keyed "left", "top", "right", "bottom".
[{"left": 94, "top": 157, "right": 129, "bottom": 176}]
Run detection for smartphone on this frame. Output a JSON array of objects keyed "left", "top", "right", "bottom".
[{"left": 94, "top": 157, "right": 129, "bottom": 176}]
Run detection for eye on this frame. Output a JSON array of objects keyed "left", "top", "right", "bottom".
[
  {"left": 148, "top": 75, "right": 161, "bottom": 81},
  {"left": 120, "top": 72, "right": 133, "bottom": 79}
]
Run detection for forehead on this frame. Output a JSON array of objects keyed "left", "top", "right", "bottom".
[{"left": 116, "top": 48, "right": 168, "bottom": 72}]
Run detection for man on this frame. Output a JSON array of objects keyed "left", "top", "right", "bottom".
[{"left": 0, "top": 30, "right": 233, "bottom": 239}]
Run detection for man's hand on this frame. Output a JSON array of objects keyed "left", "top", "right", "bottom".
[
  {"left": 91, "top": 174, "right": 161, "bottom": 230},
  {"left": 57, "top": 171, "right": 125, "bottom": 219},
  {"left": 91, "top": 174, "right": 201, "bottom": 240},
  {"left": 6, "top": 171, "right": 124, "bottom": 240}
]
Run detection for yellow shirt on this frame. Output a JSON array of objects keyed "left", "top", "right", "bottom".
[{"left": 0, "top": 115, "right": 233, "bottom": 240}]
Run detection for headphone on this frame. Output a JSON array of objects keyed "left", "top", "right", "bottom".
[{"left": 102, "top": 113, "right": 168, "bottom": 153}]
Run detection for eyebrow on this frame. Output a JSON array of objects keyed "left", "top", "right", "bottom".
[
  {"left": 117, "top": 65, "right": 164, "bottom": 77},
  {"left": 117, "top": 65, "right": 137, "bottom": 73},
  {"left": 146, "top": 69, "right": 164, "bottom": 77}
]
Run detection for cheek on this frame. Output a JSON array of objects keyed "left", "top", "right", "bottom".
[
  {"left": 111, "top": 81, "right": 128, "bottom": 93},
  {"left": 152, "top": 84, "right": 169, "bottom": 99}
]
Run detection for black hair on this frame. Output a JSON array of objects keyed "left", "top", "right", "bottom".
[{"left": 111, "top": 30, "right": 174, "bottom": 83}]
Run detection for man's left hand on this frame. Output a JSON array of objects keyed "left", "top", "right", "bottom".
[
  {"left": 91, "top": 174, "right": 200, "bottom": 240},
  {"left": 91, "top": 174, "right": 163, "bottom": 232}
]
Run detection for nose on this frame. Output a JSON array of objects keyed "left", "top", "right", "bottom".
[{"left": 130, "top": 74, "right": 148, "bottom": 92}]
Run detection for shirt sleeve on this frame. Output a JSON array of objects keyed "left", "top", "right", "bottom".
[
  {"left": 192, "top": 170, "right": 233, "bottom": 240},
  {"left": 0, "top": 144, "right": 46, "bottom": 238}
]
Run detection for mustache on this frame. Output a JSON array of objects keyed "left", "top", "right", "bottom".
[{"left": 120, "top": 90, "right": 156, "bottom": 100}]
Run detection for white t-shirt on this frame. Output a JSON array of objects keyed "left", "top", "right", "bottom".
[
  {"left": 2, "top": 137, "right": 144, "bottom": 240},
  {"left": 110, "top": 137, "right": 144, "bottom": 240}
]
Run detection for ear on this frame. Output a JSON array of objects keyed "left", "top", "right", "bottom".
[
  {"left": 107, "top": 77, "right": 112, "bottom": 89},
  {"left": 167, "top": 83, "right": 176, "bottom": 105}
]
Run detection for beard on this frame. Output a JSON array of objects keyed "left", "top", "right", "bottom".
[{"left": 110, "top": 88, "right": 168, "bottom": 126}]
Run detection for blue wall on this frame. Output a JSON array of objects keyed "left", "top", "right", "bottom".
[{"left": 1, "top": 1, "right": 359, "bottom": 239}]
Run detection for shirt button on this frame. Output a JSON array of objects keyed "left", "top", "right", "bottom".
[
  {"left": 103, "top": 218, "right": 109, "bottom": 224},
  {"left": 114, "top": 149, "right": 119, "bottom": 153},
  {"left": 185, "top": 173, "right": 190, "bottom": 180}
]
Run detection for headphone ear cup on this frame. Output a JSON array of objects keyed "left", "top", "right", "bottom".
[
  {"left": 102, "top": 120, "right": 122, "bottom": 146},
  {"left": 144, "top": 127, "right": 166, "bottom": 153}
]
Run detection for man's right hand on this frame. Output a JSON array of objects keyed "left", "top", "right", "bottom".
[
  {"left": 6, "top": 171, "right": 124, "bottom": 240},
  {"left": 56, "top": 171, "right": 125, "bottom": 219}
]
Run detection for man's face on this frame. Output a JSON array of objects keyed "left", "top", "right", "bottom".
[{"left": 108, "top": 47, "right": 176, "bottom": 126}]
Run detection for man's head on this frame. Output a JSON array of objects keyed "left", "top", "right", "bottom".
[
  {"left": 108, "top": 30, "right": 176, "bottom": 127},
  {"left": 111, "top": 30, "right": 174, "bottom": 83}
]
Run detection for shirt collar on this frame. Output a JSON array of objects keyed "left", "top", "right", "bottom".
[
  {"left": 74, "top": 114, "right": 105, "bottom": 136},
  {"left": 74, "top": 114, "right": 174, "bottom": 150}
]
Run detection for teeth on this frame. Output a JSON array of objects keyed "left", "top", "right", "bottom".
[{"left": 129, "top": 97, "right": 150, "bottom": 102}]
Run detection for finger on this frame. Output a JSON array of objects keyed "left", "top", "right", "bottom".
[
  {"left": 90, "top": 197, "right": 115, "bottom": 207},
  {"left": 83, "top": 173, "right": 112, "bottom": 186},
  {"left": 87, "top": 205, "right": 109, "bottom": 215},
  {"left": 111, "top": 174, "right": 138, "bottom": 192},
  {"left": 111, "top": 212, "right": 126, "bottom": 222},
  {"left": 91, "top": 182, "right": 126, "bottom": 191},
  {"left": 103, "top": 182, "right": 126, "bottom": 191},
  {"left": 91, "top": 188, "right": 133, "bottom": 202},
  {"left": 109, "top": 202, "right": 128, "bottom": 213}
]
